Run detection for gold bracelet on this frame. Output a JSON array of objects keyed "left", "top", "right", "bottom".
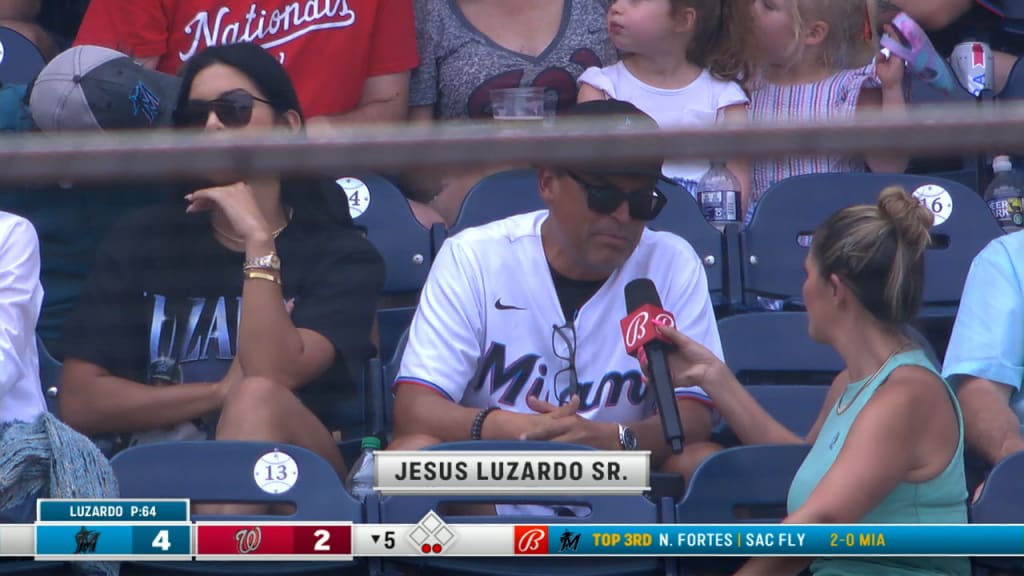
[
  {"left": 244, "top": 270, "right": 281, "bottom": 285},
  {"left": 243, "top": 264, "right": 279, "bottom": 274}
]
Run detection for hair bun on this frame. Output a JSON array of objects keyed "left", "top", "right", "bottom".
[{"left": 877, "top": 186, "right": 933, "bottom": 253}]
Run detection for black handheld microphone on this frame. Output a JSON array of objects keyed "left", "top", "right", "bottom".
[{"left": 623, "top": 278, "right": 685, "bottom": 454}]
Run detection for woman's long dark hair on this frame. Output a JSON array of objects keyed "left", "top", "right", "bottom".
[{"left": 174, "top": 42, "right": 352, "bottom": 228}]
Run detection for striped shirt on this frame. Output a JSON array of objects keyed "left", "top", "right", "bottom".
[{"left": 747, "top": 64, "right": 879, "bottom": 222}]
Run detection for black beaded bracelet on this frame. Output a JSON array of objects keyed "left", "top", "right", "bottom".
[{"left": 471, "top": 407, "right": 500, "bottom": 441}]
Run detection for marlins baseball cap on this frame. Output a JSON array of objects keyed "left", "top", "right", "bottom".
[
  {"left": 556, "top": 99, "right": 672, "bottom": 184},
  {"left": 28, "top": 45, "right": 180, "bottom": 132}
]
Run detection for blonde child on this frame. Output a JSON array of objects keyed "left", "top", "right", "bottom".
[
  {"left": 577, "top": 0, "right": 751, "bottom": 209},
  {"left": 744, "top": 0, "right": 907, "bottom": 222}
]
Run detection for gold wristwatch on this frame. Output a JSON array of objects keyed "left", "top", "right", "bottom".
[{"left": 244, "top": 252, "right": 280, "bottom": 271}]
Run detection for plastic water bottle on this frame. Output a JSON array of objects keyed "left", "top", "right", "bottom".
[
  {"left": 346, "top": 436, "right": 380, "bottom": 500},
  {"left": 984, "top": 156, "right": 1024, "bottom": 233},
  {"left": 696, "top": 161, "right": 741, "bottom": 231}
]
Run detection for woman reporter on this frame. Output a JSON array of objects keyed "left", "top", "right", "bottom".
[{"left": 645, "top": 186, "right": 969, "bottom": 576}]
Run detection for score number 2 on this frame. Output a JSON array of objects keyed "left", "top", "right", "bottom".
[{"left": 314, "top": 529, "right": 331, "bottom": 551}]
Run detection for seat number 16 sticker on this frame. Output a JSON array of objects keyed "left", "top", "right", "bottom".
[{"left": 912, "top": 185, "right": 953, "bottom": 226}]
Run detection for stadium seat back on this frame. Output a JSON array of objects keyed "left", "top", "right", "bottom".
[
  {"left": 673, "top": 444, "right": 810, "bottom": 575},
  {"left": 746, "top": 385, "right": 829, "bottom": 438},
  {"left": 36, "top": 335, "right": 60, "bottom": 415},
  {"left": 742, "top": 173, "right": 1002, "bottom": 312},
  {"left": 0, "top": 27, "right": 46, "bottom": 85},
  {"left": 375, "top": 440, "right": 666, "bottom": 576},
  {"left": 647, "top": 182, "right": 733, "bottom": 307},
  {"left": 971, "top": 451, "right": 1024, "bottom": 524},
  {"left": 448, "top": 169, "right": 545, "bottom": 237},
  {"left": 345, "top": 173, "right": 433, "bottom": 294},
  {"left": 111, "top": 440, "right": 360, "bottom": 520},
  {"left": 380, "top": 326, "right": 411, "bottom": 434},
  {"left": 676, "top": 444, "right": 809, "bottom": 523},
  {"left": 718, "top": 312, "right": 843, "bottom": 385},
  {"left": 717, "top": 311, "right": 939, "bottom": 383},
  {"left": 111, "top": 441, "right": 362, "bottom": 574},
  {"left": 970, "top": 451, "right": 1024, "bottom": 574}
]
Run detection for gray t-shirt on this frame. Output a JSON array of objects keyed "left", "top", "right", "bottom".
[{"left": 410, "top": 0, "right": 617, "bottom": 119}]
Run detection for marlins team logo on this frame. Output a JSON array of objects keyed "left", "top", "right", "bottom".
[
  {"left": 73, "top": 527, "right": 100, "bottom": 554},
  {"left": 129, "top": 80, "right": 161, "bottom": 123},
  {"left": 235, "top": 527, "right": 262, "bottom": 554}
]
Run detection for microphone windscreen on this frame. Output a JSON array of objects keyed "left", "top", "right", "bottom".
[{"left": 624, "top": 278, "right": 663, "bottom": 313}]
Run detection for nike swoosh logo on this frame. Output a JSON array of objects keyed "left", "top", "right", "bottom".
[{"left": 494, "top": 298, "right": 526, "bottom": 311}]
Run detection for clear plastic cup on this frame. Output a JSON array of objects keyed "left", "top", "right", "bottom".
[{"left": 490, "top": 87, "right": 546, "bottom": 122}]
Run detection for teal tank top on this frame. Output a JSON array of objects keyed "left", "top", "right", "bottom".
[{"left": 787, "top": 349, "right": 970, "bottom": 576}]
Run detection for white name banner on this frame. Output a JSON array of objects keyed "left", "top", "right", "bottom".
[{"left": 374, "top": 451, "right": 650, "bottom": 495}]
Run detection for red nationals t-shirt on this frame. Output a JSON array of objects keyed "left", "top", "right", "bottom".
[{"left": 75, "top": 0, "right": 419, "bottom": 118}]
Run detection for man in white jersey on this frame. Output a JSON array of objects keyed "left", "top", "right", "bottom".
[{"left": 391, "top": 100, "right": 722, "bottom": 481}]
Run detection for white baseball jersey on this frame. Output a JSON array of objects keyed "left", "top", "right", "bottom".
[{"left": 396, "top": 210, "right": 723, "bottom": 424}]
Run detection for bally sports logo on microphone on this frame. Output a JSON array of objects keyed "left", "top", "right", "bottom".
[{"left": 620, "top": 304, "right": 676, "bottom": 357}]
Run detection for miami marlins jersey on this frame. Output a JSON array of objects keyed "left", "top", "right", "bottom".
[{"left": 396, "top": 210, "right": 723, "bottom": 423}]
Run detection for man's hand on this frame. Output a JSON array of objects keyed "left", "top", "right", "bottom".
[{"left": 520, "top": 395, "right": 620, "bottom": 450}]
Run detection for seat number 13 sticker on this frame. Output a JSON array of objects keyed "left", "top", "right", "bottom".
[{"left": 254, "top": 450, "right": 299, "bottom": 494}]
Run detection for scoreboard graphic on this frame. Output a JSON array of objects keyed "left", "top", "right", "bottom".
[{"left": 1, "top": 499, "right": 1022, "bottom": 560}]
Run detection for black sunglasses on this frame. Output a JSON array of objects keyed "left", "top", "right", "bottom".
[
  {"left": 174, "top": 89, "right": 273, "bottom": 128},
  {"left": 567, "top": 171, "right": 668, "bottom": 221}
]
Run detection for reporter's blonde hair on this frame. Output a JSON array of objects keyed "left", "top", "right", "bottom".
[{"left": 811, "top": 186, "right": 933, "bottom": 324}]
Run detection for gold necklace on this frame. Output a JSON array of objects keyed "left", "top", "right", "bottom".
[
  {"left": 212, "top": 207, "right": 293, "bottom": 244},
  {"left": 836, "top": 340, "right": 911, "bottom": 415}
]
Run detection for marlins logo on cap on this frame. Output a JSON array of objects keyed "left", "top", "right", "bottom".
[{"left": 29, "top": 45, "right": 181, "bottom": 132}]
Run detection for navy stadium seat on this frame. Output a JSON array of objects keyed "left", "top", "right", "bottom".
[
  {"left": 676, "top": 444, "right": 809, "bottom": 523},
  {"left": 36, "top": 335, "right": 60, "bottom": 414},
  {"left": 447, "top": 169, "right": 545, "bottom": 238},
  {"left": 345, "top": 173, "right": 433, "bottom": 298},
  {"left": 674, "top": 444, "right": 810, "bottom": 575},
  {"left": 718, "top": 312, "right": 843, "bottom": 386},
  {"left": 343, "top": 172, "right": 432, "bottom": 360},
  {"left": 374, "top": 440, "right": 670, "bottom": 576},
  {"left": 970, "top": 451, "right": 1024, "bottom": 574},
  {"left": 647, "top": 182, "right": 738, "bottom": 309},
  {"left": 717, "top": 311, "right": 938, "bottom": 384},
  {"left": 111, "top": 441, "right": 363, "bottom": 575},
  {"left": 971, "top": 451, "right": 1024, "bottom": 524},
  {"left": 379, "top": 327, "right": 410, "bottom": 436},
  {"left": 742, "top": 173, "right": 1002, "bottom": 321},
  {"left": 745, "top": 385, "right": 829, "bottom": 439},
  {"left": 338, "top": 173, "right": 430, "bottom": 436},
  {"left": 0, "top": 27, "right": 46, "bottom": 86}
]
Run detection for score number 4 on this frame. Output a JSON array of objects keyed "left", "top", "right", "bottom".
[{"left": 152, "top": 529, "right": 171, "bottom": 551}]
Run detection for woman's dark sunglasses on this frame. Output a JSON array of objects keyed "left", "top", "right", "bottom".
[
  {"left": 174, "top": 89, "right": 273, "bottom": 128},
  {"left": 567, "top": 171, "right": 668, "bottom": 221}
]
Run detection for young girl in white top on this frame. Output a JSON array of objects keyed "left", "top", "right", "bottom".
[
  {"left": 742, "top": 0, "right": 907, "bottom": 223},
  {"left": 577, "top": 0, "right": 750, "bottom": 207}
]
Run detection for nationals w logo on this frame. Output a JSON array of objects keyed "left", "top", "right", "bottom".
[{"left": 235, "top": 527, "right": 262, "bottom": 554}]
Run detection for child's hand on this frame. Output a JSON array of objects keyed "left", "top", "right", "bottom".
[{"left": 876, "top": 25, "right": 906, "bottom": 92}]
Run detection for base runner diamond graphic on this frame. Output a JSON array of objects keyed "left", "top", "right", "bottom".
[{"left": 408, "top": 511, "right": 457, "bottom": 554}]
